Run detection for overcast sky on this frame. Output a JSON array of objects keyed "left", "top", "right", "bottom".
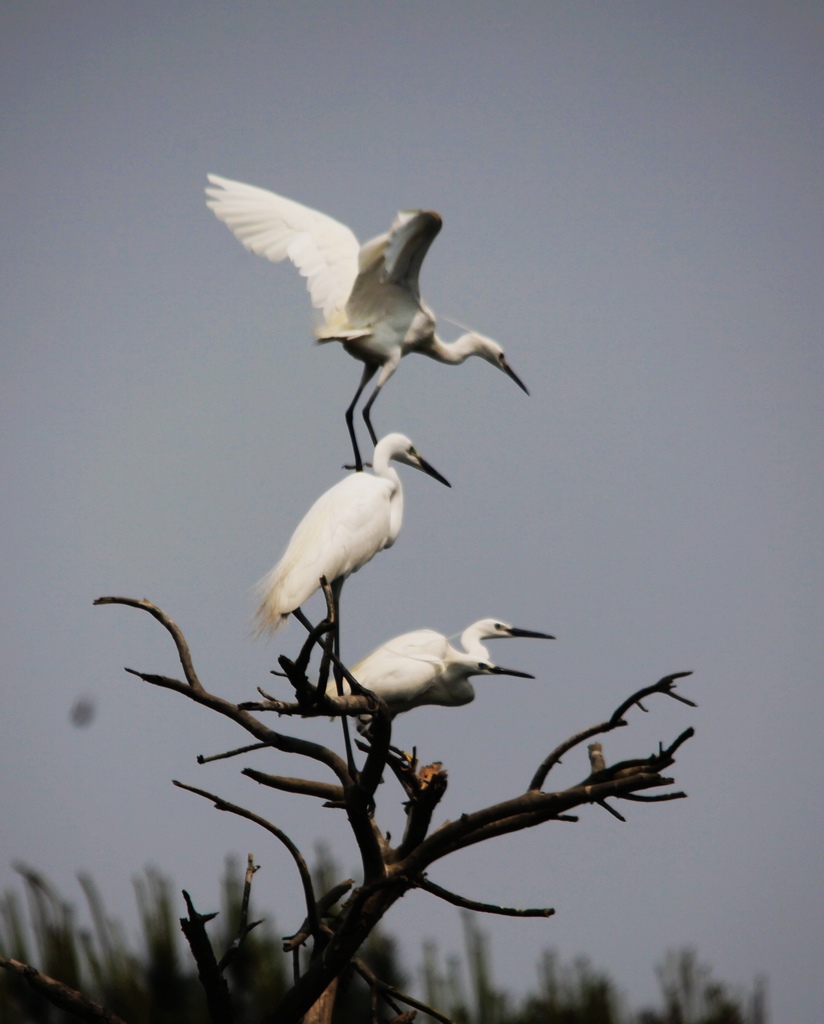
[{"left": 2, "top": 3, "right": 822, "bottom": 1020}]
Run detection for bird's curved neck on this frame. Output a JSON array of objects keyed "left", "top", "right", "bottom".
[
  {"left": 371, "top": 449, "right": 401, "bottom": 488},
  {"left": 459, "top": 625, "right": 491, "bottom": 662},
  {"left": 428, "top": 333, "right": 477, "bottom": 365}
]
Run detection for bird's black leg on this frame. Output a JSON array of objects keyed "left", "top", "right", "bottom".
[
  {"left": 345, "top": 365, "right": 378, "bottom": 472},
  {"left": 362, "top": 383, "right": 382, "bottom": 448},
  {"left": 331, "top": 579, "right": 358, "bottom": 780}
]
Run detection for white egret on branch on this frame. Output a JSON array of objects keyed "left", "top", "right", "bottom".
[
  {"left": 205, "top": 174, "right": 529, "bottom": 470},
  {"left": 330, "top": 619, "right": 554, "bottom": 723},
  {"left": 254, "top": 433, "right": 450, "bottom": 635}
]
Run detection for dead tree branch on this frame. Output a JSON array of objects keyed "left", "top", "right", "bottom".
[
  {"left": 528, "top": 671, "right": 694, "bottom": 790},
  {"left": 95, "top": 595, "right": 695, "bottom": 1024},
  {"left": 352, "top": 954, "right": 457, "bottom": 1024},
  {"left": 179, "top": 890, "right": 234, "bottom": 1024},
  {"left": 172, "top": 781, "right": 320, "bottom": 942},
  {"left": 415, "top": 877, "right": 555, "bottom": 918},
  {"left": 217, "top": 853, "right": 263, "bottom": 972},
  {"left": 94, "top": 596, "right": 202, "bottom": 691},
  {"left": 242, "top": 767, "right": 344, "bottom": 803},
  {"left": 0, "top": 958, "right": 127, "bottom": 1024}
]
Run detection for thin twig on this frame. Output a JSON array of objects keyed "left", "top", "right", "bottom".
[
  {"left": 242, "top": 768, "right": 344, "bottom": 803},
  {"left": 283, "top": 879, "right": 354, "bottom": 953},
  {"left": 416, "top": 877, "right": 554, "bottom": 918},
  {"left": 198, "top": 742, "right": 268, "bottom": 764},
  {"left": 596, "top": 800, "right": 627, "bottom": 822},
  {"left": 609, "top": 671, "right": 696, "bottom": 725},
  {"left": 94, "top": 596, "right": 202, "bottom": 691},
  {"left": 173, "top": 781, "right": 319, "bottom": 943},
  {"left": 217, "top": 854, "right": 264, "bottom": 973},
  {"left": 352, "top": 955, "right": 457, "bottom": 1024},
  {"left": 529, "top": 672, "right": 694, "bottom": 790},
  {"left": 123, "top": 667, "right": 353, "bottom": 787}
]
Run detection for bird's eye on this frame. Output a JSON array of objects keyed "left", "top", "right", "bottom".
[
  {"left": 494, "top": 623, "right": 504, "bottom": 630},
  {"left": 498, "top": 353, "right": 505, "bottom": 363}
]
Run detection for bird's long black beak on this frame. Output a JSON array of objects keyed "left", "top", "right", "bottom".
[
  {"left": 486, "top": 665, "right": 535, "bottom": 679},
  {"left": 503, "top": 359, "right": 529, "bottom": 395},
  {"left": 418, "top": 456, "right": 451, "bottom": 488},
  {"left": 507, "top": 627, "right": 554, "bottom": 640}
]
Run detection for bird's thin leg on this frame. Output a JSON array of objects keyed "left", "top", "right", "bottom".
[
  {"left": 361, "top": 383, "right": 382, "bottom": 448},
  {"left": 331, "top": 579, "right": 358, "bottom": 779},
  {"left": 345, "top": 364, "right": 378, "bottom": 472}
]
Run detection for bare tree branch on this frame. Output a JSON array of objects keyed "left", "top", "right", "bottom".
[
  {"left": 415, "top": 877, "right": 555, "bottom": 918},
  {"left": 242, "top": 767, "right": 344, "bottom": 803},
  {"left": 217, "top": 853, "right": 264, "bottom": 973},
  {"left": 283, "top": 879, "right": 354, "bottom": 954},
  {"left": 179, "top": 890, "right": 234, "bottom": 1024},
  {"left": 94, "top": 596, "right": 203, "bottom": 691},
  {"left": 529, "top": 672, "right": 694, "bottom": 790},
  {"left": 96, "top": 594, "right": 695, "bottom": 1024},
  {"left": 352, "top": 955, "right": 457, "bottom": 1024},
  {"left": 121, "top": 665, "right": 354, "bottom": 788},
  {"left": 172, "top": 781, "right": 320, "bottom": 943},
  {"left": 0, "top": 957, "right": 127, "bottom": 1024},
  {"left": 198, "top": 742, "right": 268, "bottom": 764}
]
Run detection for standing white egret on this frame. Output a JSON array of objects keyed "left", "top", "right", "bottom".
[
  {"left": 254, "top": 433, "right": 450, "bottom": 635},
  {"left": 329, "top": 618, "right": 554, "bottom": 723},
  {"left": 205, "top": 174, "right": 529, "bottom": 470}
]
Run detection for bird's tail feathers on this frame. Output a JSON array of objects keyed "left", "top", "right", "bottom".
[{"left": 253, "top": 564, "right": 291, "bottom": 637}]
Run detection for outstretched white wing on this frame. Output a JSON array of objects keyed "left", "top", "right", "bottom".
[{"left": 205, "top": 174, "right": 361, "bottom": 322}]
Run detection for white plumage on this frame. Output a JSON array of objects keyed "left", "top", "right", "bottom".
[
  {"left": 331, "top": 618, "right": 554, "bottom": 722},
  {"left": 254, "top": 433, "right": 450, "bottom": 634},
  {"left": 206, "top": 174, "right": 528, "bottom": 468}
]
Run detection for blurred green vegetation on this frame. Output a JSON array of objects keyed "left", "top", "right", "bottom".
[{"left": 0, "top": 858, "right": 766, "bottom": 1024}]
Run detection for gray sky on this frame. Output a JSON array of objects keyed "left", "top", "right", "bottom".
[{"left": 2, "top": 3, "right": 822, "bottom": 1019}]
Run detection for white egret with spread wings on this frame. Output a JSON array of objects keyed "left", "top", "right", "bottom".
[{"left": 206, "top": 174, "right": 528, "bottom": 469}]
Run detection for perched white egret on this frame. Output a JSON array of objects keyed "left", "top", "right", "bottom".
[
  {"left": 330, "top": 618, "right": 554, "bottom": 723},
  {"left": 254, "top": 433, "right": 450, "bottom": 635},
  {"left": 205, "top": 174, "right": 529, "bottom": 469}
]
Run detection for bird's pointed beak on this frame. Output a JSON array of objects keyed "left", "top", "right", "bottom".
[
  {"left": 506, "top": 627, "right": 555, "bottom": 640},
  {"left": 502, "top": 359, "right": 529, "bottom": 395},
  {"left": 486, "top": 665, "right": 535, "bottom": 679},
  {"left": 416, "top": 455, "right": 451, "bottom": 488}
]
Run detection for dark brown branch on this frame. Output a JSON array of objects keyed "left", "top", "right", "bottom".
[
  {"left": 123, "top": 667, "right": 352, "bottom": 787},
  {"left": 352, "top": 955, "right": 457, "bottom": 1024},
  {"left": 217, "top": 854, "right": 263, "bottom": 973},
  {"left": 529, "top": 672, "right": 694, "bottom": 790},
  {"left": 173, "top": 781, "right": 319, "bottom": 942},
  {"left": 401, "top": 773, "right": 675, "bottom": 873},
  {"left": 242, "top": 767, "right": 344, "bottom": 803},
  {"left": 390, "top": 762, "right": 449, "bottom": 863},
  {"left": 179, "top": 891, "right": 234, "bottom": 1024},
  {"left": 198, "top": 742, "right": 268, "bottom": 764},
  {"left": 98, "top": 594, "right": 354, "bottom": 788},
  {"left": 415, "top": 877, "right": 554, "bottom": 918},
  {"left": 238, "top": 693, "right": 377, "bottom": 716},
  {"left": 609, "top": 671, "right": 695, "bottom": 725},
  {"left": 283, "top": 879, "right": 354, "bottom": 954},
  {"left": 94, "top": 596, "right": 203, "bottom": 691},
  {"left": 0, "top": 957, "right": 127, "bottom": 1024},
  {"left": 528, "top": 720, "right": 625, "bottom": 792},
  {"left": 596, "top": 800, "right": 627, "bottom": 822},
  {"left": 620, "top": 790, "right": 687, "bottom": 802}
]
